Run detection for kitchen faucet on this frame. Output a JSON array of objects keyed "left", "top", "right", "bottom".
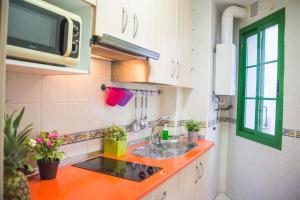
[{"left": 150, "top": 115, "right": 172, "bottom": 144}]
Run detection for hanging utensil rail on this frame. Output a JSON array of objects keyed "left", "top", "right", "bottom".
[{"left": 100, "top": 84, "right": 161, "bottom": 95}]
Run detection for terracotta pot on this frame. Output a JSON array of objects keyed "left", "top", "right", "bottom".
[{"left": 37, "top": 159, "right": 60, "bottom": 180}]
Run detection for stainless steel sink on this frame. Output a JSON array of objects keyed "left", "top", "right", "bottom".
[{"left": 132, "top": 140, "right": 197, "bottom": 159}]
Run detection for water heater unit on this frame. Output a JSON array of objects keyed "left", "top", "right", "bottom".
[{"left": 215, "top": 44, "right": 236, "bottom": 95}]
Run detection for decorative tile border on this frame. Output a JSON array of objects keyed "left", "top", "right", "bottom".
[
  {"left": 220, "top": 117, "right": 300, "bottom": 139},
  {"left": 283, "top": 128, "right": 300, "bottom": 138},
  {"left": 62, "top": 121, "right": 156, "bottom": 145},
  {"left": 218, "top": 117, "right": 236, "bottom": 124},
  {"left": 62, "top": 117, "right": 299, "bottom": 145}
]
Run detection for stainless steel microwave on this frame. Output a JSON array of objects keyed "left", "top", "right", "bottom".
[{"left": 7, "top": 0, "right": 82, "bottom": 66}]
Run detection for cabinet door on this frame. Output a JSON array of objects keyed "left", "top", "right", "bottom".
[
  {"left": 195, "top": 152, "right": 210, "bottom": 200},
  {"left": 176, "top": 0, "right": 192, "bottom": 87},
  {"left": 148, "top": 0, "right": 178, "bottom": 85},
  {"left": 178, "top": 159, "right": 198, "bottom": 200},
  {"left": 95, "top": 0, "right": 129, "bottom": 39},
  {"left": 128, "top": 0, "right": 159, "bottom": 51},
  {"left": 142, "top": 174, "right": 179, "bottom": 200}
]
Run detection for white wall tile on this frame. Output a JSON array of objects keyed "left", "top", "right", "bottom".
[
  {"left": 40, "top": 103, "right": 68, "bottom": 133},
  {"left": 6, "top": 72, "right": 41, "bottom": 103},
  {"left": 63, "top": 141, "right": 89, "bottom": 158},
  {"left": 66, "top": 103, "right": 89, "bottom": 133},
  {"left": 87, "top": 138, "right": 103, "bottom": 153},
  {"left": 88, "top": 102, "right": 111, "bottom": 130},
  {"left": 41, "top": 75, "right": 68, "bottom": 103},
  {"left": 88, "top": 75, "right": 108, "bottom": 103},
  {"left": 5, "top": 103, "right": 40, "bottom": 137},
  {"left": 5, "top": 58, "right": 161, "bottom": 160},
  {"left": 68, "top": 75, "right": 90, "bottom": 103}
]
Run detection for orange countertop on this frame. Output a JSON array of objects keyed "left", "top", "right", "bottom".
[{"left": 29, "top": 139, "right": 214, "bottom": 200}]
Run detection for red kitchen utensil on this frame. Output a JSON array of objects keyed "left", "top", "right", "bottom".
[
  {"left": 106, "top": 87, "right": 126, "bottom": 106},
  {"left": 118, "top": 89, "right": 133, "bottom": 106}
]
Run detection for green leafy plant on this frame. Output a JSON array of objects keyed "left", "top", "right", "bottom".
[
  {"left": 105, "top": 125, "right": 127, "bottom": 142},
  {"left": 185, "top": 120, "right": 203, "bottom": 132},
  {"left": 4, "top": 107, "right": 32, "bottom": 200},
  {"left": 29, "top": 130, "right": 64, "bottom": 162}
]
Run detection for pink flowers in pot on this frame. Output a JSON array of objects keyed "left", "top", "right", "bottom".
[{"left": 30, "top": 130, "right": 64, "bottom": 162}]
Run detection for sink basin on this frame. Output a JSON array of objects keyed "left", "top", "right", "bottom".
[{"left": 131, "top": 140, "right": 197, "bottom": 159}]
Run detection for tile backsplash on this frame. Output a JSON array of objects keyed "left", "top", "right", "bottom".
[{"left": 5, "top": 59, "right": 161, "bottom": 158}]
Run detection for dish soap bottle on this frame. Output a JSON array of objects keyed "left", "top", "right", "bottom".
[{"left": 162, "top": 124, "right": 169, "bottom": 140}]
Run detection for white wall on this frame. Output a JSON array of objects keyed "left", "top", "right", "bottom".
[
  {"left": 5, "top": 59, "right": 161, "bottom": 158},
  {"left": 226, "top": 1, "right": 300, "bottom": 199}
]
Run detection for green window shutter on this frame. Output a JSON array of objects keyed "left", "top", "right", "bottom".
[{"left": 236, "top": 8, "right": 285, "bottom": 150}]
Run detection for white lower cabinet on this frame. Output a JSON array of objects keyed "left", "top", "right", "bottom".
[
  {"left": 194, "top": 152, "right": 210, "bottom": 200},
  {"left": 142, "top": 174, "right": 179, "bottom": 200},
  {"left": 142, "top": 151, "right": 210, "bottom": 200}
]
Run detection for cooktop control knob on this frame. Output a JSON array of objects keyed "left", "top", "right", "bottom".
[
  {"left": 138, "top": 171, "right": 146, "bottom": 180},
  {"left": 147, "top": 166, "right": 154, "bottom": 175}
]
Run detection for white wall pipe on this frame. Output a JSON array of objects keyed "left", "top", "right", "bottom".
[{"left": 221, "top": 5, "right": 247, "bottom": 43}]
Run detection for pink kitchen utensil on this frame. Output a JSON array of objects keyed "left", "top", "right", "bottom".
[
  {"left": 118, "top": 89, "right": 133, "bottom": 106},
  {"left": 106, "top": 87, "right": 126, "bottom": 106}
]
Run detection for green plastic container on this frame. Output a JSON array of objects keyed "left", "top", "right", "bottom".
[
  {"left": 104, "top": 139, "right": 127, "bottom": 157},
  {"left": 162, "top": 124, "right": 169, "bottom": 140}
]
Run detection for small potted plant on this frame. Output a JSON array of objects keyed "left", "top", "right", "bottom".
[
  {"left": 31, "top": 131, "right": 64, "bottom": 180},
  {"left": 104, "top": 125, "right": 127, "bottom": 157},
  {"left": 185, "top": 120, "right": 203, "bottom": 142}
]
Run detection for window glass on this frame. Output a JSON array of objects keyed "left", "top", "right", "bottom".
[
  {"left": 244, "top": 99, "right": 256, "bottom": 129},
  {"left": 246, "top": 34, "right": 257, "bottom": 66},
  {"left": 264, "top": 25, "right": 278, "bottom": 62},
  {"left": 246, "top": 67, "right": 257, "bottom": 97},
  {"left": 259, "top": 100, "right": 277, "bottom": 135},
  {"left": 261, "top": 62, "right": 278, "bottom": 98}
]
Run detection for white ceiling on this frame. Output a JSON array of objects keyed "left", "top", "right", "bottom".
[{"left": 214, "top": 0, "right": 256, "bottom": 11}]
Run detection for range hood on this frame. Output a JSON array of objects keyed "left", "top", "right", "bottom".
[{"left": 91, "top": 34, "right": 160, "bottom": 61}]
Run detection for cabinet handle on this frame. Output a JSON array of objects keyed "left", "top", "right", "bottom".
[
  {"left": 122, "top": 7, "right": 128, "bottom": 34},
  {"left": 198, "top": 162, "right": 204, "bottom": 180},
  {"left": 176, "top": 61, "right": 180, "bottom": 79},
  {"left": 133, "top": 14, "right": 139, "bottom": 38},
  {"left": 195, "top": 165, "right": 199, "bottom": 184},
  {"left": 160, "top": 191, "right": 167, "bottom": 200},
  {"left": 170, "top": 59, "right": 175, "bottom": 78}
]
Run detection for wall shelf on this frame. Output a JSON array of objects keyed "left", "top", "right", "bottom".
[{"left": 6, "top": 59, "right": 89, "bottom": 75}]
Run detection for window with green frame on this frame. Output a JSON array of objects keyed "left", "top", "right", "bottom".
[{"left": 237, "top": 8, "right": 285, "bottom": 150}]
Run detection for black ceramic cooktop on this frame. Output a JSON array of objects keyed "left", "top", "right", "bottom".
[{"left": 73, "top": 156, "right": 162, "bottom": 182}]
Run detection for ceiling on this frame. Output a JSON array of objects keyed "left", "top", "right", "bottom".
[{"left": 214, "top": 0, "right": 256, "bottom": 11}]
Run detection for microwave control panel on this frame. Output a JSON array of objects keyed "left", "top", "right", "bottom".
[{"left": 70, "top": 20, "right": 80, "bottom": 58}]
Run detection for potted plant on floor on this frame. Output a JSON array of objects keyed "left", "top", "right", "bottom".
[
  {"left": 185, "top": 120, "right": 203, "bottom": 142},
  {"left": 31, "top": 130, "right": 64, "bottom": 180},
  {"left": 4, "top": 107, "right": 32, "bottom": 200},
  {"left": 104, "top": 125, "right": 127, "bottom": 157}
]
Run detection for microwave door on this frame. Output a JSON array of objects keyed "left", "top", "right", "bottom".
[{"left": 7, "top": 0, "right": 71, "bottom": 64}]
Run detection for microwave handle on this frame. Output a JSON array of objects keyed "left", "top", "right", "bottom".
[{"left": 62, "top": 17, "right": 73, "bottom": 57}]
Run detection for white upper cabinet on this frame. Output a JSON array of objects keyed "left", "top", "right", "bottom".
[
  {"left": 128, "top": 0, "right": 159, "bottom": 51},
  {"left": 148, "top": 0, "right": 192, "bottom": 87},
  {"left": 148, "top": 0, "right": 178, "bottom": 85},
  {"left": 95, "top": 0, "right": 158, "bottom": 51},
  {"left": 95, "top": 0, "right": 129, "bottom": 40},
  {"left": 95, "top": 0, "right": 192, "bottom": 87},
  {"left": 177, "top": 0, "right": 192, "bottom": 87}
]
